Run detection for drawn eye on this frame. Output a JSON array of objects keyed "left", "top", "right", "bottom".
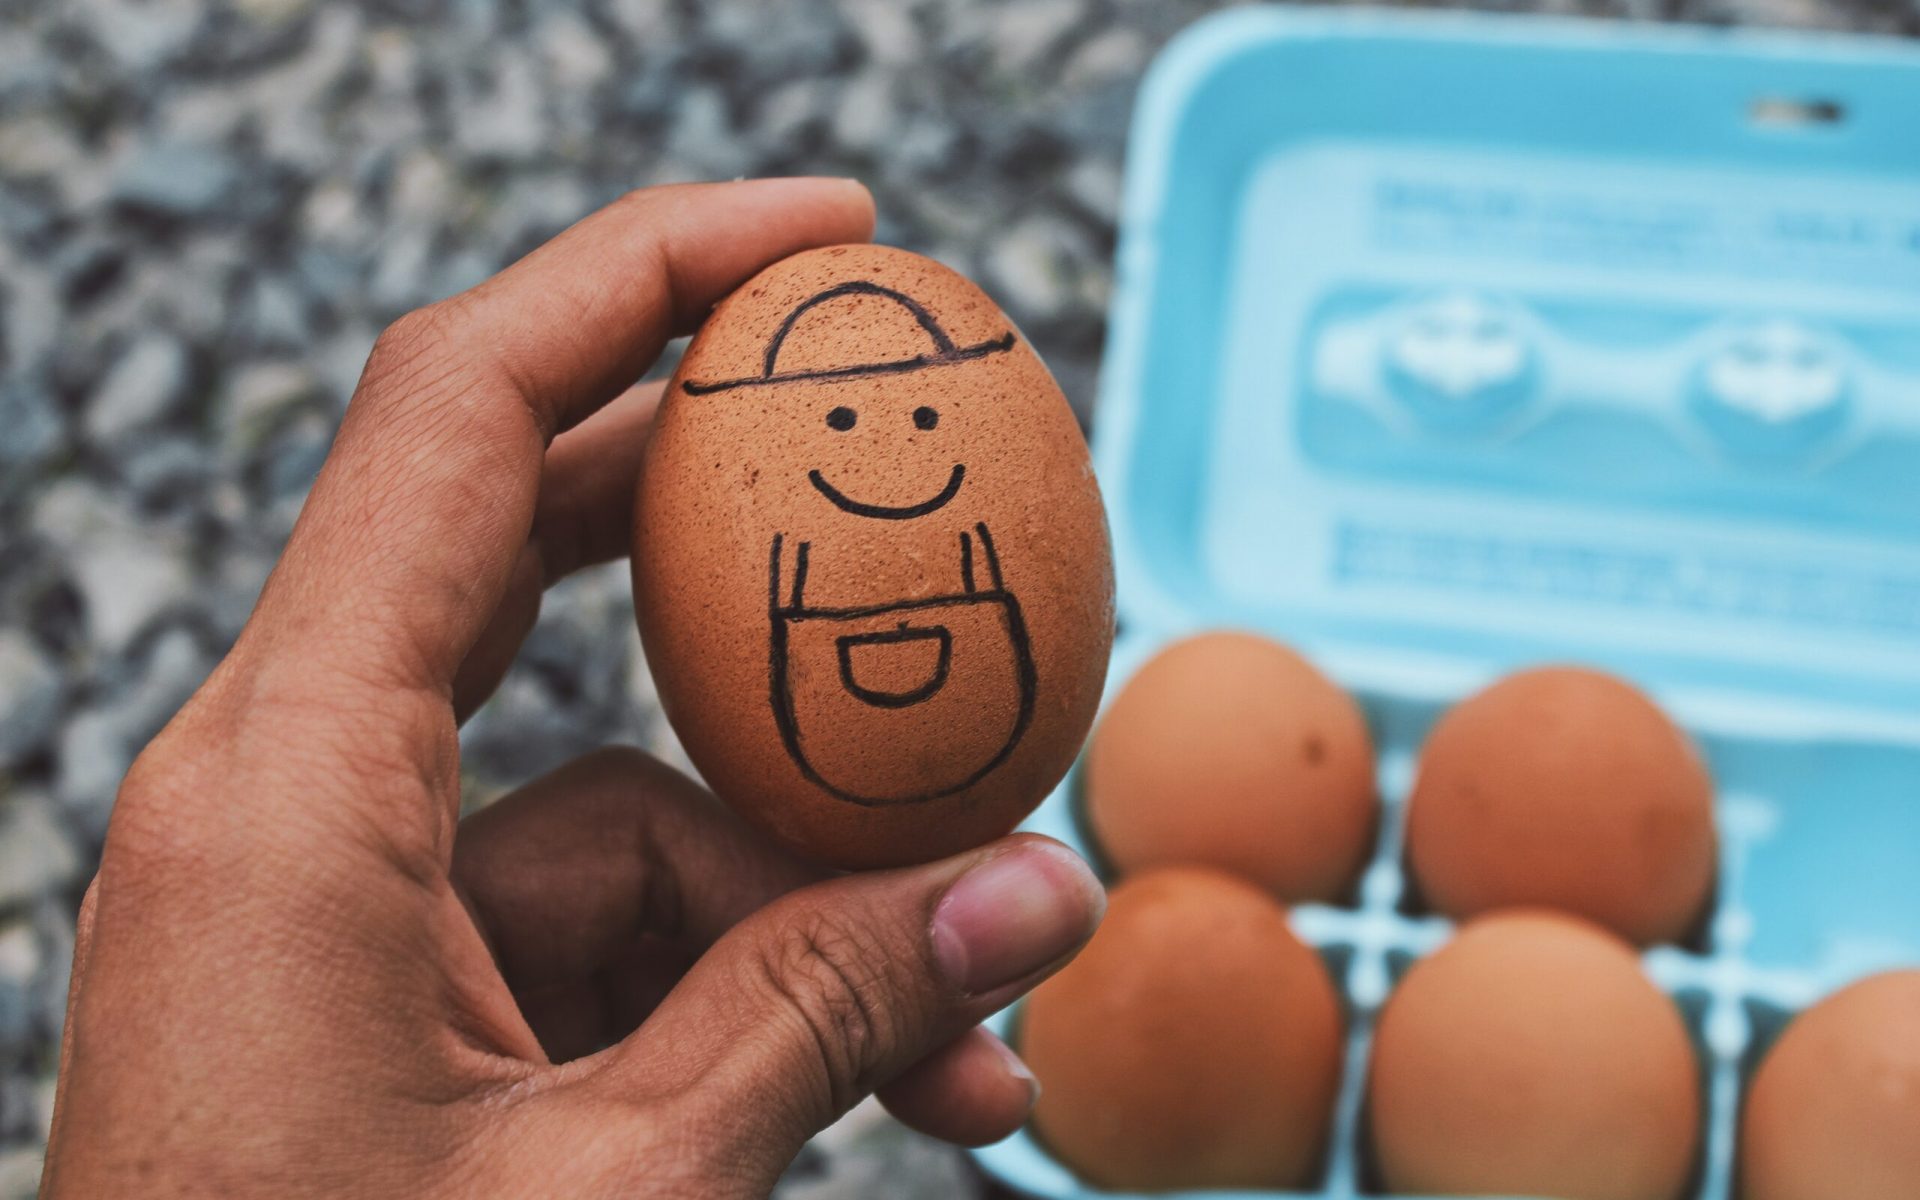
[
  {"left": 826, "top": 406, "right": 857, "bottom": 431},
  {"left": 913, "top": 406, "right": 939, "bottom": 430}
]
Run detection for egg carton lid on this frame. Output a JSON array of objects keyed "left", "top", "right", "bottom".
[{"left": 1091, "top": 7, "right": 1920, "bottom": 745}]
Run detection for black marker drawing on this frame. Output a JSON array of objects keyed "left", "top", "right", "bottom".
[
  {"left": 808, "top": 464, "right": 965, "bottom": 520},
  {"left": 701, "top": 280, "right": 1034, "bottom": 806},
  {"left": 836, "top": 626, "right": 952, "bottom": 708},
  {"left": 681, "top": 281, "right": 1015, "bottom": 395},
  {"left": 770, "top": 526, "right": 1036, "bottom": 807}
]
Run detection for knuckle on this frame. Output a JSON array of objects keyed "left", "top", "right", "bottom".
[
  {"left": 611, "top": 183, "right": 669, "bottom": 216},
  {"left": 92, "top": 662, "right": 259, "bottom": 886},
  {"left": 76, "top": 873, "right": 101, "bottom": 924},
  {"left": 359, "top": 303, "right": 477, "bottom": 411},
  {"left": 102, "top": 670, "right": 450, "bottom": 896},
  {"left": 71, "top": 872, "right": 103, "bottom": 964},
  {"left": 751, "top": 906, "right": 906, "bottom": 1111},
  {"left": 100, "top": 739, "right": 224, "bottom": 887},
  {"left": 370, "top": 303, "right": 459, "bottom": 372}
]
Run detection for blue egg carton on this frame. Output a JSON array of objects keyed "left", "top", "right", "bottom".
[{"left": 973, "top": 9, "right": 1920, "bottom": 1199}]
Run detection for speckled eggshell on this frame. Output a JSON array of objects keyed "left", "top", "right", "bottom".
[
  {"left": 1740, "top": 970, "right": 1920, "bottom": 1200},
  {"left": 1021, "top": 866, "right": 1344, "bottom": 1191},
  {"left": 633, "top": 244, "right": 1113, "bottom": 868},
  {"left": 1368, "top": 910, "right": 1701, "bottom": 1200},
  {"left": 1406, "top": 665, "right": 1717, "bottom": 946},
  {"left": 1084, "top": 630, "right": 1377, "bottom": 902}
]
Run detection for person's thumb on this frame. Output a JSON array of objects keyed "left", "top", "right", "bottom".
[{"left": 597, "top": 833, "right": 1103, "bottom": 1180}]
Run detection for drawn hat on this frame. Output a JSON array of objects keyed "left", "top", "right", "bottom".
[{"left": 682, "top": 280, "right": 1016, "bottom": 395}]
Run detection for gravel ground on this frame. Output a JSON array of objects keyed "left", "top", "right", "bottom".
[{"left": 1, "top": 0, "right": 1915, "bottom": 1195}]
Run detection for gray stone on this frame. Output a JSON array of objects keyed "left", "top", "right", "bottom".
[
  {"left": 464, "top": 567, "right": 643, "bottom": 789},
  {"left": 669, "top": 86, "right": 750, "bottom": 178},
  {"left": 0, "top": 1144, "right": 41, "bottom": 1198},
  {"left": 86, "top": 0, "right": 204, "bottom": 73},
  {"left": 236, "top": 275, "right": 312, "bottom": 348},
  {"left": 985, "top": 213, "right": 1082, "bottom": 322},
  {"left": 0, "top": 1073, "right": 39, "bottom": 1144},
  {"left": 755, "top": 78, "right": 833, "bottom": 150},
  {"left": 55, "top": 709, "right": 130, "bottom": 842},
  {"left": 602, "top": 0, "right": 680, "bottom": 42},
  {"left": 206, "top": 547, "right": 276, "bottom": 647},
  {"left": 48, "top": 628, "right": 207, "bottom": 837},
  {"left": 29, "top": 903, "right": 74, "bottom": 1057},
  {"left": 454, "top": 52, "right": 547, "bottom": 161},
  {"left": 841, "top": 0, "right": 920, "bottom": 66},
  {"left": 1063, "top": 156, "right": 1123, "bottom": 226},
  {"left": 258, "top": 412, "right": 332, "bottom": 504},
  {"left": 1063, "top": 26, "right": 1151, "bottom": 88},
  {"left": 889, "top": 114, "right": 965, "bottom": 177},
  {"left": 434, "top": 250, "right": 496, "bottom": 301},
  {"left": 113, "top": 140, "right": 242, "bottom": 219},
  {"left": 31, "top": 1073, "right": 59, "bottom": 1151},
  {"left": 312, "top": 326, "right": 381, "bottom": 411},
  {"left": 387, "top": 151, "right": 454, "bottom": 222},
  {"left": 0, "top": 978, "right": 27, "bottom": 1057},
  {"left": 292, "top": 245, "right": 362, "bottom": 305},
  {"left": 483, "top": 174, "right": 587, "bottom": 262},
  {"left": 219, "top": 361, "right": 323, "bottom": 455},
  {"left": 85, "top": 334, "right": 190, "bottom": 443},
  {"left": 122, "top": 435, "right": 214, "bottom": 507},
  {"left": 111, "top": 629, "right": 208, "bottom": 750},
  {"left": 979, "top": 0, "right": 1088, "bottom": 75},
  {"left": 68, "top": 536, "right": 191, "bottom": 655},
  {"left": 707, "top": 1, "right": 852, "bottom": 80},
  {"left": 0, "top": 635, "right": 60, "bottom": 769},
  {"left": 0, "top": 36, "right": 57, "bottom": 107},
  {"left": 831, "top": 73, "right": 894, "bottom": 153},
  {"left": 0, "top": 920, "right": 39, "bottom": 1050},
  {"left": 0, "top": 382, "right": 62, "bottom": 477},
  {"left": 367, "top": 226, "right": 435, "bottom": 310},
  {"left": 0, "top": 797, "right": 79, "bottom": 909},
  {"left": 0, "top": 261, "right": 60, "bottom": 383},
  {"left": 0, "top": 184, "right": 56, "bottom": 246},
  {"left": 536, "top": 11, "right": 614, "bottom": 88}
]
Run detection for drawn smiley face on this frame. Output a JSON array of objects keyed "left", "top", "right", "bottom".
[
  {"left": 809, "top": 397, "right": 963, "bottom": 519},
  {"left": 681, "top": 280, "right": 1015, "bottom": 522}
]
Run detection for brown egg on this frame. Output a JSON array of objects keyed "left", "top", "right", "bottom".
[
  {"left": 633, "top": 245, "right": 1114, "bottom": 868},
  {"left": 1084, "top": 631, "right": 1377, "bottom": 902},
  {"left": 1407, "top": 665, "right": 1717, "bottom": 945},
  {"left": 1368, "top": 910, "right": 1700, "bottom": 1200},
  {"left": 1022, "top": 866, "right": 1344, "bottom": 1191},
  {"left": 1740, "top": 970, "right": 1920, "bottom": 1200}
]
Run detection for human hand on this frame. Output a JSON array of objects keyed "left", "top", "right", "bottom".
[{"left": 40, "top": 179, "right": 1105, "bottom": 1199}]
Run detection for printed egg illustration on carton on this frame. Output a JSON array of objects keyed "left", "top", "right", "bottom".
[{"left": 634, "top": 245, "right": 1115, "bottom": 867}]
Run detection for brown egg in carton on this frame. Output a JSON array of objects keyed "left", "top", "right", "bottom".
[{"left": 1015, "top": 631, "right": 1918, "bottom": 1200}]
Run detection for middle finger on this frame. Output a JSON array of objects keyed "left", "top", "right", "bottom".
[{"left": 452, "top": 747, "right": 821, "bottom": 1048}]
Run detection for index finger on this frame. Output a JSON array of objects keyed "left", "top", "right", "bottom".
[{"left": 254, "top": 179, "right": 873, "bottom": 699}]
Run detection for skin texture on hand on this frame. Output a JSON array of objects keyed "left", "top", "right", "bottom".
[{"left": 39, "top": 180, "right": 1106, "bottom": 1200}]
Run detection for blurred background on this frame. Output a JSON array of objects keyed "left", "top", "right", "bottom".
[{"left": 0, "top": 0, "right": 1915, "bottom": 1195}]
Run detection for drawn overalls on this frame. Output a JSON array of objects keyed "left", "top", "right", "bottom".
[{"left": 768, "top": 524, "right": 1036, "bottom": 806}]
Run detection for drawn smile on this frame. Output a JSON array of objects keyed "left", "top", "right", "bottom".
[{"left": 808, "top": 464, "right": 966, "bottom": 520}]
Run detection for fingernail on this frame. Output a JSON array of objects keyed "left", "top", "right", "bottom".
[
  {"left": 984, "top": 1030, "right": 1042, "bottom": 1109},
  {"left": 931, "top": 841, "right": 1104, "bottom": 996}
]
